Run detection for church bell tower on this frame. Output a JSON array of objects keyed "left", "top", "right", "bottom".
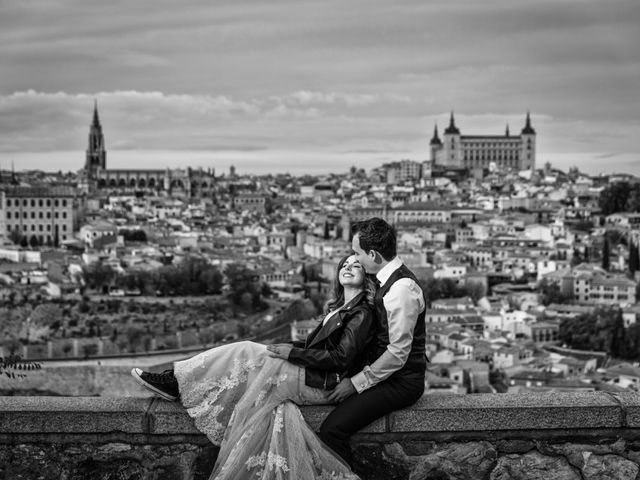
[{"left": 85, "top": 100, "right": 106, "bottom": 180}]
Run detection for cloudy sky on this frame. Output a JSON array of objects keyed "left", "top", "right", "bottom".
[{"left": 1, "top": 0, "right": 638, "bottom": 175}]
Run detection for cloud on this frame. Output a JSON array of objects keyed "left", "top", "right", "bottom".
[
  {"left": 281, "top": 91, "right": 408, "bottom": 107},
  {"left": 0, "top": 0, "right": 638, "bottom": 175},
  {"left": 0, "top": 89, "right": 421, "bottom": 154}
]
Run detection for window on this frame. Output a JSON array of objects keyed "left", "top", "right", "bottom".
[
  {"left": 47, "top": 200, "right": 51, "bottom": 207},
  {"left": 54, "top": 212, "right": 59, "bottom": 219},
  {"left": 54, "top": 200, "right": 59, "bottom": 207},
  {"left": 47, "top": 212, "right": 51, "bottom": 219},
  {"left": 62, "top": 225, "right": 67, "bottom": 231},
  {"left": 6, "top": 199, "right": 11, "bottom": 207},
  {"left": 62, "top": 212, "right": 67, "bottom": 219},
  {"left": 62, "top": 199, "right": 67, "bottom": 207},
  {"left": 31, "top": 199, "right": 35, "bottom": 207},
  {"left": 23, "top": 199, "right": 27, "bottom": 206},
  {"left": 31, "top": 212, "right": 35, "bottom": 218},
  {"left": 39, "top": 200, "right": 43, "bottom": 207},
  {"left": 39, "top": 212, "right": 43, "bottom": 219},
  {"left": 6, "top": 212, "right": 10, "bottom": 219}
]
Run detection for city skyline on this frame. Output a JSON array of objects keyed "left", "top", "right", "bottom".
[{"left": 1, "top": 0, "right": 638, "bottom": 175}]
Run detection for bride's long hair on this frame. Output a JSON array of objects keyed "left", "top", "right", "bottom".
[{"left": 325, "top": 254, "right": 376, "bottom": 313}]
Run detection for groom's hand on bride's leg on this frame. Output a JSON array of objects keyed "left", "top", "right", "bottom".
[{"left": 328, "top": 378, "right": 356, "bottom": 403}]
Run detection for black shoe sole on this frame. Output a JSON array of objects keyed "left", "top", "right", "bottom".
[{"left": 131, "top": 368, "right": 179, "bottom": 401}]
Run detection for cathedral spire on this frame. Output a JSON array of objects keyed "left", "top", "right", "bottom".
[
  {"left": 92, "top": 99, "right": 101, "bottom": 127},
  {"left": 430, "top": 124, "right": 442, "bottom": 145},
  {"left": 444, "top": 111, "right": 460, "bottom": 134},
  {"left": 521, "top": 111, "right": 535, "bottom": 134}
]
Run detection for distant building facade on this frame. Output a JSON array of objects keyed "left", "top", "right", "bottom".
[
  {"left": 0, "top": 186, "right": 77, "bottom": 246},
  {"left": 83, "top": 102, "right": 217, "bottom": 198},
  {"left": 430, "top": 112, "right": 536, "bottom": 171},
  {"left": 382, "top": 160, "right": 424, "bottom": 184}
]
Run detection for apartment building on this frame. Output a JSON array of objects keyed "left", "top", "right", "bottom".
[{"left": 0, "top": 186, "right": 77, "bottom": 246}]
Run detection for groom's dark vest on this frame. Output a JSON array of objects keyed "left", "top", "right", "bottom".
[{"left": 369, "top": 264, "right": 427, "bottom": 375}]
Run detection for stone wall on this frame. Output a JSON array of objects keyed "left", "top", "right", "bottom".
[{"left": 2, "top": 392, "right": 640, "bottom": 479}]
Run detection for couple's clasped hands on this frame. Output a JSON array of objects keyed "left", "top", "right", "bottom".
[{"left": 266, "top": 343, "right": 356, "bottom": 403}]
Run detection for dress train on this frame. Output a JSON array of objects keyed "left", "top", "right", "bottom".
[{"left": 174, "top": 341, "right": 359, "bottom": 479}]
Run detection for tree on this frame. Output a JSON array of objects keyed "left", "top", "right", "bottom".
[
  {"left": 602, "top": 237, "right": 610, "bottom": 270},
  {"left": 62, "top": 342, "right": 73, "bottom": 356},
  {"left": 83, "top": 263, "right": 116, "bottom": 292},
  {"left": 626, "top": 186, "right": 640, "bottom": 213},
  {"left": 538, "top": 278, "right": 571, "bottom": 306},
  {"left": 609, "top": 308, "right": 627, "bottom": 359},
  {"left": 630, "top": 241, "right": 639, "bottom": 276},
  {"left": 225, "top": 263, "right": 261, "bottom": 309},
  {"left": 81, "top": 343, "right": 98, "bottom": 359},
  {"left": 417, "top": 277, "right": 465, "bottom": 307},
  {"left": 125, "top": 325, "right": 145, "bottom": 352},
  {"left": 8, "top": 229, "right": 22, "bottom": 245},
  {"left": 599, "top": 182, "right": 632, "bottom": 215},
  {"left": 559, "top": 306, "right": 635, "bottom": 359},
  {"left": 465, "top": 282, "right": 486, "bottom": 303}
]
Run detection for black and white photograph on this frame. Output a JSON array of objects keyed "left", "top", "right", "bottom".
[{"left": 1, "top": 1, "right": 640, "bottom": 479}]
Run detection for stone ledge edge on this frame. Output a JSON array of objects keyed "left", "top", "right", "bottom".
[{"left": 2, "top": 391, "right": 640, "bottom": 435}]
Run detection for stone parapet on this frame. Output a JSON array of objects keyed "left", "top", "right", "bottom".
[{"left": 2, "top": 392, "right": 640, "bottom": 479}]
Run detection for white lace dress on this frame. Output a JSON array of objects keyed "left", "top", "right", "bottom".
[{"left": 174, "top": 340, "right": 359, "bottom": 480}]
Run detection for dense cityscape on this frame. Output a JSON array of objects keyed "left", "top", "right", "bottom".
[{"left": 2, "top": 104, "right": 640, "bottom": 398}]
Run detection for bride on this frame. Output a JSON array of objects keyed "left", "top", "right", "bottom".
[{"left": 132, "top": 254, "right": 376, "bottom": 479}]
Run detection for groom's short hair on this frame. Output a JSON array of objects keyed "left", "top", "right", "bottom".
[{"left": 352, "top": 217, "right": 397, "bottom": 261}]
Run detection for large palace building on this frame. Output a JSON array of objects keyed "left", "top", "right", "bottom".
[
  {"left": 84, "top": 102, "right": 217, "bottom": 198},
  {"left": 430, "top": 112, "right": 536, "bottom": 171}
]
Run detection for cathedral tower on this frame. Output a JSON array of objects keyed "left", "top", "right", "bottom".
[
  {"left": 442, "top": 111, "right": 462, "bottom": 166},
  {"left": 85, "top": 100, "right": 106, "bottom": 179},
  {"left": 520, "top": 111, "right": 536, "bottom": 170}
]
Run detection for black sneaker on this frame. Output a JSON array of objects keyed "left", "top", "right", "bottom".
[{"left": 131, "top": 368, "right": 179, "bottom": 401}]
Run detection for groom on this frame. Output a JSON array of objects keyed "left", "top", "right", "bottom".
[{"left": 321, "top": 217, "right": 427, "bottom": 466}]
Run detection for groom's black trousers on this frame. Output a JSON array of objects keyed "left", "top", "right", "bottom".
[{"left": 319, "top": 371, "right": 425, "bottom": 466}]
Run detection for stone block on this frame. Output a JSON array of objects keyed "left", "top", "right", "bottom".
[
  {"left": 496, "top": 439, "right": 535, "bottom": 454},
  {"left": 391, "top": 441, "right": 497, "bottom": 480},
  {"left": 150, "top": 400, "right": 202, "bottom": 435},
  {"left": 390, "top": 392, "right": 622, "bottom": 433},
  {"left": 149, "top": 403, "right": 384, "bottom": 435},
  {"left": 610, "top": 392, "right": 640, "bottom": 428},
  {"left": 0, "top": 396, "right": 150, "bottom": 434},
  {"left": 580, "top": 453, "right": 639, "bottom": 480},
  {"left": 299, "top": 405, "right": 385, "bottom": 433},
  {"left": 490, "top": 451, "right": 582, "bottom": 480}
]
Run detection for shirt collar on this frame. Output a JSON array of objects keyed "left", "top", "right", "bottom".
[{"left": 376, "top": 257, "right": 403, "bottom": 286}]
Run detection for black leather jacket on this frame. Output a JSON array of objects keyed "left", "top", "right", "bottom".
[{"left": 287, "top": 291, "right": 375, "bottom": 390}]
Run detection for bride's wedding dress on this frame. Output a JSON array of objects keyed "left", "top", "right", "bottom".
[{"left": 174, "top": 340, "right": 359, "bottom": 480}]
